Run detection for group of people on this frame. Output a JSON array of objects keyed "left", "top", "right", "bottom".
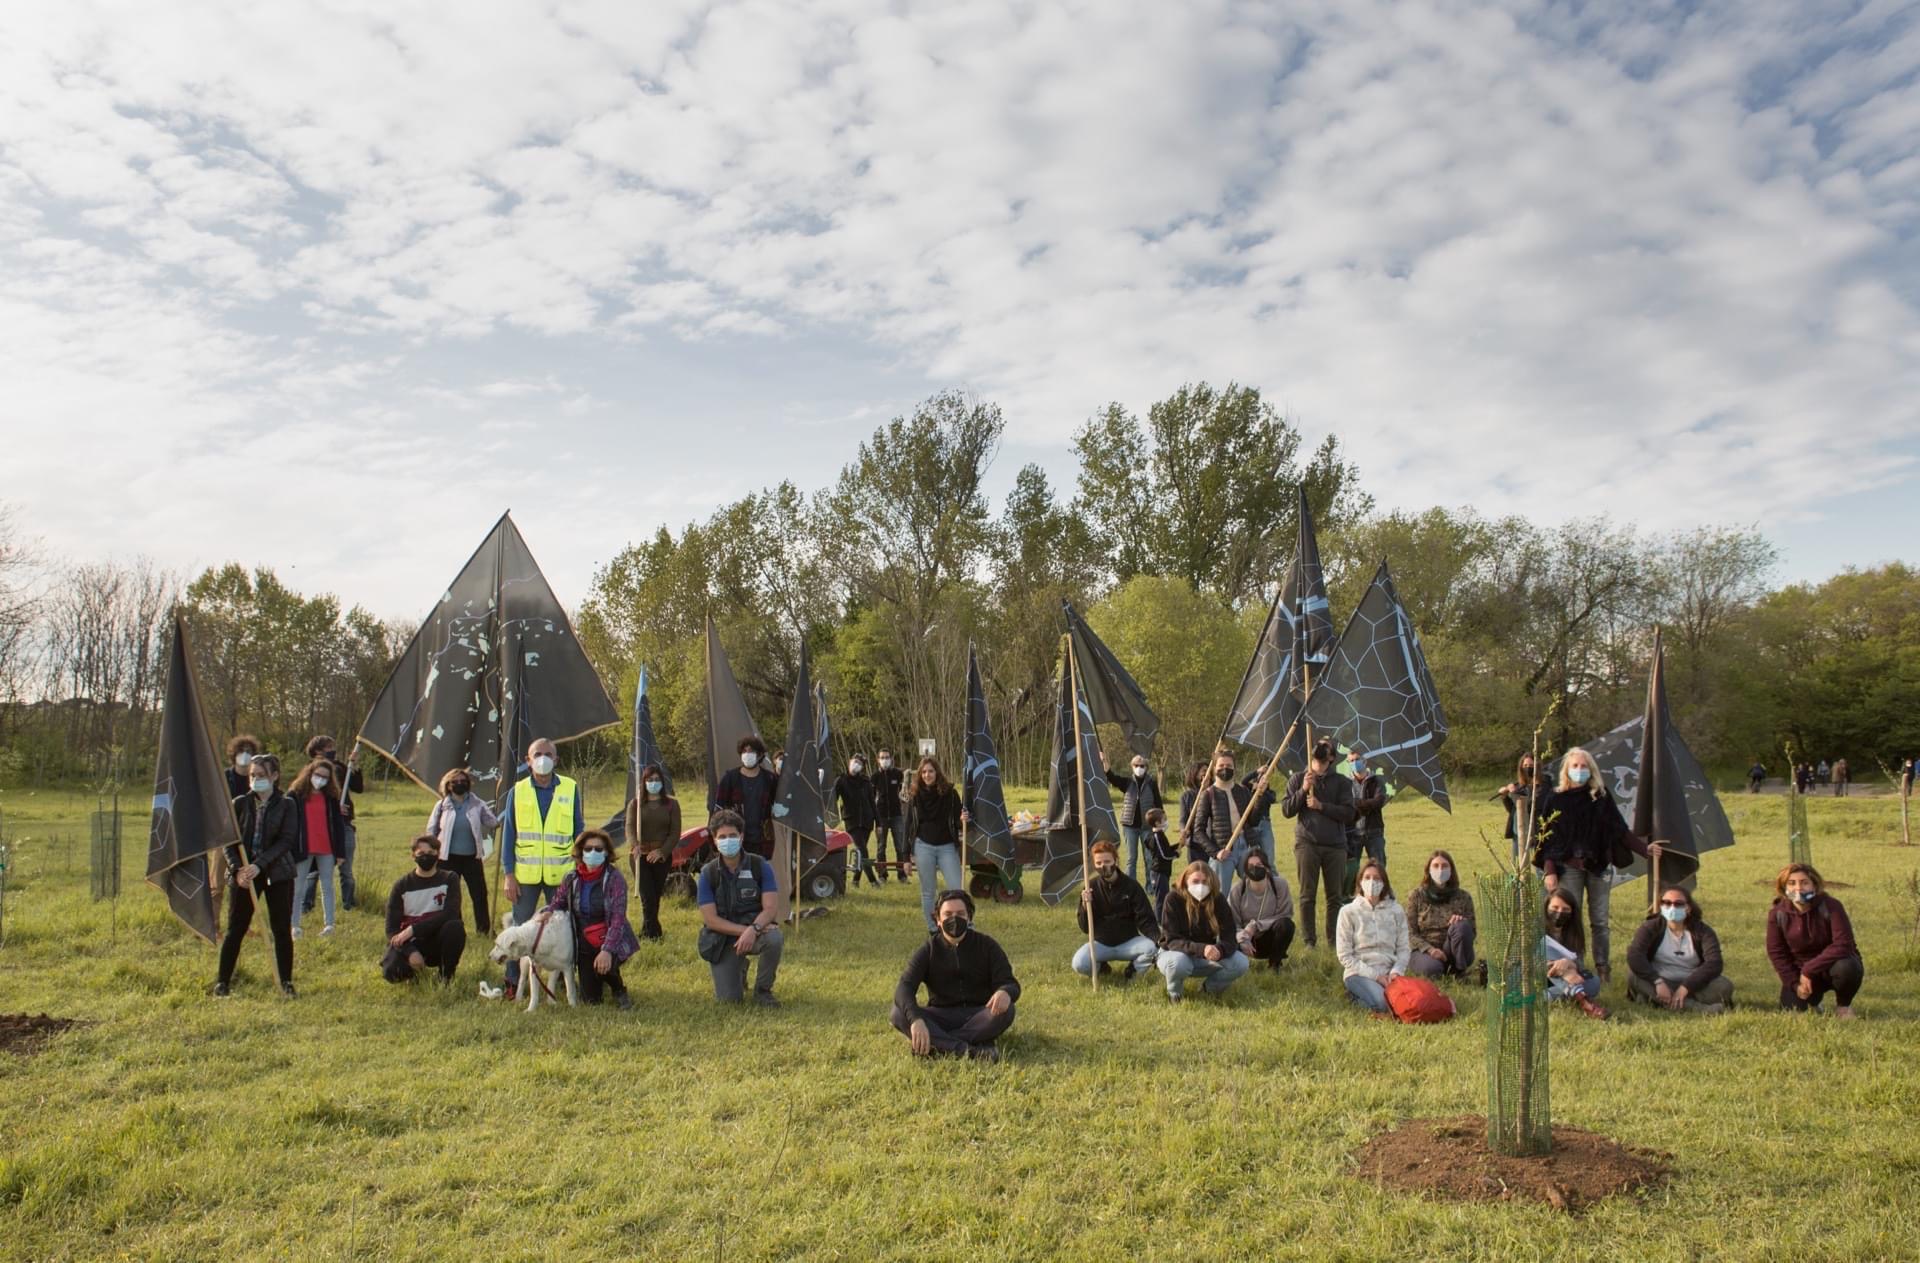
[
  {"left": 208, "top": 729, "right": 1870, "bottom": 1048},
  {"left": 1767, "top": 758, "right": 1852, "bottom": 795}
]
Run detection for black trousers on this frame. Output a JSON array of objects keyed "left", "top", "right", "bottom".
[
  {"left": 1243, "top": 918, "right": 1295, "bottom": 967},
  {"left": 382, "top": 920, "right": 467, "bottom": 982},
  {"left": 845, "top": 824, "right": 879, "bottom": 885},
  {"left": 634, "top": 855, "right": 668, "bottom": 939},
  {"left": 1779, "top": 955, "right": 1864, "bottom": 1010},
  {"left": 441, "top": 854, "right": 490, "bottom": 934},
  {"left": 890, "top": 1000, "right": 1015, "bottom": 1054},
  {"left": 576, "top": 925, "right": 628, "bottom": 1003},
  {"left": 218, "top": 877, "right": 295, "bottom": 988}
]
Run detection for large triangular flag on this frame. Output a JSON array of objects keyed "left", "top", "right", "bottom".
[
  {"left": 1062, "top": 601, "right": 1158, "bottom": 758},
  {"left": 146, "top": 611, "right": 238, "bottom": 942},
  {"left": 358, "top": 513, "right": 618, "bottom": 801},
  {"left": 964, "top": 646, "right": 1014, "bottom": 874},
  {"left": 1041, "top": 638, "right": 1122, "bottom": 905},
  {"left": 704, "top": 614, "right": 760, "bottom": 815},
  {"left": 1223, "top": 486, "right": 1333, "bottom": 773},
  {"left": 604, "top": 664, "right": 671, "bottom": 843},
  {"left": 774, "top": 644, "right": 829, "bottom": 846},
  {"left": 1628, "top": 627, "right": 1704, "bottom": 885},
  {"left": 1302, "top": 561, "right": 1452, "bottom": 811},
  {"left": 813, "top": 681, "right": 832, "bottom": 794}
]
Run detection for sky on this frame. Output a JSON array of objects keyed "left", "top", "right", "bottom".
[{"left": 2, "top": 0, "right": 1916, "bottom": 620}]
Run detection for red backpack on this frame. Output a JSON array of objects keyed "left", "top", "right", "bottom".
[{"left": 1385, "top": 975, "right": 1457, "bottom": 1024}]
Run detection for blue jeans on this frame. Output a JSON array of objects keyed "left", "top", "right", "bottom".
[
  {"left": 1157, "top": 949, "right": 1250, "bottom": 997},
  {"left": 1345, "top": 973, "right": 1391, "bottom": 1012},
  {"left": 1246, "top": 818, "right": 1276, "bottom": 862},
  {"left": 1211, "top": 836, "right": 1250, "bottom": 894},
  {"left": 1120, "top": 824, "right": 1146, "bottom": 882},
  {"left": 338, "top": 824, "right": 358, "bottom": 909},
  {"left": 1072, "top": 934, "right": 1159, "bottom": 976},
  {"left": 1551, "top": 867, "right": 1614, "bottom": 969},
  {"left": 915, "top": 840, "right": 964, "bottom": 931},
  {"left": 293, "top": 855, "right": 337, "bottom": 930},
  {"left": 1546, "top": 966, "right": 1600, "bottom": 1001}
]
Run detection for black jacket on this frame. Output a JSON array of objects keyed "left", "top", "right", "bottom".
[
  {"left": 1348, "top": 774, "right": 1387, "bottom": 847},
  {"left": 1534, "top": 787, "right": 1637, "bottom": 875},
  {"left": 1626, "top": 917, "right": 1726, "bottom": 994},
  {"left": 894, "top": 930, "right": 1020, "bottom": 1019},
  {"left": 228, "top": 790, "right": 301, "bottom": 885},
  {"left": 904, "top": 785, "right": 963, "bottom": 849},
  {"left": 1104, "top": 768, "right": 1163, "bottom": 828},
  {"left": 871, "top": 765, "right": 906, "bottom": 821},
  {"left": 290, "top": 788, "right": 346, "bottom": 859},
  {"left": 1187, "top": 781, "right": 1272, "bottom": 859},
  {"left": 1282, "top": 769, "right": 1356, "bottom": 849},
  {"left": 1076, "top": 871, "right": 1159, "bottom": 945},
  {"left": 1161, "top": 890, "right": 1239, "bottom": 957},
  {"left": 832, "top": 772, "right": 876, "bottom": 831}
]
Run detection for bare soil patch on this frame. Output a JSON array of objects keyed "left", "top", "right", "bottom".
[
  {"left": 0, "top": 1013, "right": 84, "bottom": 1056},
  {"left": 1353, "top": 1115, "right": 1670, "bottom": 1213}
]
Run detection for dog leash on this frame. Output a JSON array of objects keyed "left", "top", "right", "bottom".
[{"left": 526, "top": 914, "right": 561, "bottom": 1003}]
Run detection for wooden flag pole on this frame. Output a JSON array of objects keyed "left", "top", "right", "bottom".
[
  {"left": 1067, "top": 634, "right": 1098, "bottom": 992},
  {"left": 1202, "top": 711, "right": 1308, "bottom": 862}
]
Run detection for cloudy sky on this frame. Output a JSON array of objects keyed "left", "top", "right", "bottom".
[{"left": 3, "top": 0, "right": 1916, "bottom": 618}]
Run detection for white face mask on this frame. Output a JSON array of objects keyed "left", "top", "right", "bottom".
[
  {"left": 850, "top": 761, "right": 863, "bottom": 774},
  {"left": 1429, "top": 865, "right": 1451, "bottom": 884},
  {"left": 234, "top": 754, "right": 252, "bottom": 771},
  {"left": 1188, "top": 882, "right": 1211, "bottom": 902},
  {"left": 741, "top": 751, "right": 759, "bottom": 769},
  {"left": 311, "top": 774, "right": 329, "bottom": 790},
  {"left": 1362, "top": 878, "right": 1384, "bottom": 899},
  {"left": 878, "top": 758, "right": 892, "bottom": 769},
  {"left": 1132, "top": 765, "right": 1146, "bottom": 778},
  {"left": 531, "top": 755, "right": 556, "bottom": 776}
]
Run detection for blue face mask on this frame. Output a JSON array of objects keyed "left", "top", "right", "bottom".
[
  {"left": 1660, "top": 904, "right": 1688, "bottom": 923},
  {"left": 716, "top": 836, "right": 743, "bottom": 858},
  {"left": 645, "top": 780, "right": 664, "bottom": 796},
  {"left": 581, "top": 849, "right": 607, "bottom": 871},
  {"left": 1568, "top": 766, "right": 1591, "bottom": 786},
  {"left": 251, "top": 777, "right": 272, "bottom": 796}
]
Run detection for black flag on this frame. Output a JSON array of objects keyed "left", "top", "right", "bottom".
[
  {"left": 1628, "top": 627, "right": 1703, "bottom": 885},
  {"left": 1558, "top": 714, "right": 1729, "bottom": 890},
  {"left": 358, "top": 513, "right": 618, "bottom": 801},
  {"left": 964, "top": 646, "right": 1014, "bottom": 873},
  {"left": 1062, "top": 601, "right": 1158, "bottom": 758},
  {"left": 1302, "top": 562, "right": 1452, "bottom": 811},
  {"left": 604, "top": 664, "right": 670, "bottom": 844},
  {"left": 146, "top": 611, "right": 237, "bottom": 942},
  {"left": 1223, "top": 486, "right": 1333, "bottom": 772},
  {"left": 1042, "top": 640, "right": 1122, "bottom": 905},
  {"left": 774, "top": 643, "right": 829, "bottom": 846},
  {"left": 813, "top": 681, "right": 832, "bottom": 793},
  {"left": 704, "top": 614, "right": 760, "bottom": 815}
]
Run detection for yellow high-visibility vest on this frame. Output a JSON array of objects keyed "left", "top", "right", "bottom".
[{"left": 511, "top": 774, "right": 578, "bottom": 887}]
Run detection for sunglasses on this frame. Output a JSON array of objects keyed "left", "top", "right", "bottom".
[
  {"left": 582, "top": 848, "right": 607, "bottom": 857},
  {"left": 1659, "top": 899, "right": 1688, "bottom": 908}
]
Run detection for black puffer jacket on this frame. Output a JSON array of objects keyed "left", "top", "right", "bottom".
[
  {"left": 228, "top": 790, "right": 301, "bottom": 885},
  {"left": 1282, "top": 769, "right": 1356, "bottom": 848}
]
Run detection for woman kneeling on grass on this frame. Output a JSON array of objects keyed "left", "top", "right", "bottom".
[
  {"left": 1405, "top": 849, "right": 1476, "bottom": 980},
  {"left": 1542, "top": 888, "right": 1608, "bottom": 1020},
  {"left": 1336, "top": 861, "right": 1409, "bottom": 1013},
  {"left": 1626, "top": 886, "right": 1733, "bottom": 1013},
  {"left": 1766, "top": 863, "right": 1863, "bottom": 1019},
  {"left": 1156, "top": 861, "right": 1251, "bottom": 1002},
  {"left": 538, "top": 829, "right": 639, "bottom": 1009}
]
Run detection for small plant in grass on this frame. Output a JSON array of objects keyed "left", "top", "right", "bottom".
[{"left": 1888, "top": 870, "right": 1920, "bottom": 970}]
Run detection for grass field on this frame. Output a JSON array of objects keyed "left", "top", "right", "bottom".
[{"left": 0, "top": 778, "right": 1917, "bottom": 1262}]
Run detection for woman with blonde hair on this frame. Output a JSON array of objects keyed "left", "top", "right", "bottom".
[
  {"left": 1156, "top": 860, "right": 1250, "bottom": 1001},
  {"left": 427, "top": 766, "right": 497, "bottom": 934},
  {"left": 1531, "top": 747, "right": 1670, "bottom": 983}
]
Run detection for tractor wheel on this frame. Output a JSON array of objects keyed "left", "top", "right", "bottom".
[
  {"left": 994, "top": 880, "right": 1024, "bottom": 904},
  {"left": 968, "top": 873, "right": 999, "bottom": 900},
  {"left": 664, "top": 872, "right": 698, "bottom": 904},
  {"left": 804, "top": 867, "right": 845, "bottom": 902}
]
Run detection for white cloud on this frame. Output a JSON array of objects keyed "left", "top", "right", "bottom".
[{"left": 1, "top": 0, "right": 1916, "bottom": 612}]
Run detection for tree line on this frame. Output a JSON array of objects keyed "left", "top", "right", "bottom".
[{"left": 1, "top": 385, "right": 1911, "bottom": 789}]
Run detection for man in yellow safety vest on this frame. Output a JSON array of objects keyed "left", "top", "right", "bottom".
[{"left": 499, "top": 737, "right": 584, "bottom": 1000}]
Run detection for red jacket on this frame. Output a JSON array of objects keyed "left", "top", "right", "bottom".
[{"left": 1765, "top": 894, "right": 1857, "bottom": 983}]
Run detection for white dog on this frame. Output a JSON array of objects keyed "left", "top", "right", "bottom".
[{"left": 487, "top": 910, "right": 579, "bottom": 1011}]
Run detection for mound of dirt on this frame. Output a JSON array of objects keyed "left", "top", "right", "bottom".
[
  {"left": 0, "top": 1013, "right": 83, "bottom": 1056},
  {"left": 1353, "top": 1115, "right": 1670, "bottom": 1213}
]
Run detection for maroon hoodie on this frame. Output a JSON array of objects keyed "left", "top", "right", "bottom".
[{"left": 1764, "top": 893, "right": 1858, "bottom": 983}]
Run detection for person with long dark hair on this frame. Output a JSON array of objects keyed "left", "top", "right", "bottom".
[
  {"left": 904, "top": 756, "right": 969, "bottom": 933},
  {"left": 623, "top": 763, "right": 680, "bottom": 940},
  {"left": 214, "top": 753, "right": 299, "bottom": 998},
  {"left": 1542, "top": 888, "right": 1608, "bottom": 1020},
  {"left": 1531, "top": 746, "right": 1666, "bottom": 983},
  {"left": 1229, "top": 846, "right": 1294, "bottom": 970},
  {"left": 1405, "top": 849, "right": 1476, "bottom": 979},
  {"left": 1156, "top": 860, "right": 1250, "bottom": 1001},
  {"left": 225, "top": 733, "right": 260, "bottom": 800},
  {"left": 1766, "top": 863, "right": 1863, "bottom": 1018},
  {"left": 1500, "top": 752, "right": 1549, "bottom": 853},
  {"left": 1626, "top": 885, "right": 1733, "bottom": 1013},
  {"left": 540, "top": 829, "right": 640, "bottom": 1009},
  {"left": 426, "top": 766, "right": 497, "bottom": 935},
  {"left": 288, "top": 756, "right": 345, "bottom": 939}
]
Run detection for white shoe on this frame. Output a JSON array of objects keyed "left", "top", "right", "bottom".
[
  {"left": 291, "top": 927, "right": 304, "bottom": 941},
  {"left": 477, "top": 982, "right": 503, "bottom": 1000},
  {"left": 320, "top": 924, "right": 334, "bottom": 937}
]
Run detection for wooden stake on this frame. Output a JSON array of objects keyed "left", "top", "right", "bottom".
[{"left": 1067, "top": 634, "right": 1098, "bottom": 991}]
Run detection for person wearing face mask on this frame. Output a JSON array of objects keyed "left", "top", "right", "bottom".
[
  {"left": 1157, "top": 861, "right": 1251, "bottom": 1001},
  {"left": 427, "top": 766, "right": 498, "bottom": 935},
  {"left": 1102, "top": 751, "right": 1163, "bottom": 883},
  {"left": 869, "top": 748, "right": 907, "bottom": 881},
  {"left": 499, "top": 737, "right": 584, "bottom": 1000},
  {"left": 1766, "top": 862, "right": 1863, "bottom": 1018},
  {"left": 1405, "top": 849, "right": 1477, "bottom": 981},
  {"left": 288, "top": 757, "right": 346, "bottom": 940},
  {"left": 225, "top": 734, "right": 261, "bottom": 800},
  {"left": 214, "top": 754, "right": 300, "bottom": 998},
  {"left": 713, "top": 736, "right": 778, "bottom": 859},
  {"left": 1533, "top": 747, "right": 1670, "bottom": 984},
  {"left": 1185, "top": 747, "right": 1275, "bottom": 900},
  {"left": 1346, "top": 752, "right": 1388, "bottom": 888},
  {"left": 1140, "top": 807, "right": 1177, "bottom": 914},
  {"left": 302, "top": 735, "right": 365, "bottom": 912},
  {"left": 1073, "top": 839, "right": 1160, "bottom": 979},
  {"left": 1283, "top": 739, "right": 1358, "bottom": 952},
  {"left": 1625, "top": 886, "right": 1733, "bottom": 1013},
  {"left": 381, "top": 835, "right": 466, "bottom": 984},
  {"left": 892, "top": 890, "right": 1019, "bottom": 1061},
  {"left": 904, "top": 756, "right": 970, "bottom": 933},
  {"left": 1230, "top": 846, "right": 1294, "bottom": 971},
  {"left": 538, "top": 829, "right": 639, "bottom": 1008},
  {"left": 622, "top": 763, "right": 680, "bottom": 941},
  {"left": 1541, "top": 889, "right": 1608, "bottom": 1019},
  {"left": 1335, "top": 861, "right": 1410, "bottom": 1013},
  {"left": 1500, "top": 753, "right": 1550, "bottom": 855},
  {"left": 832, "top": 753, "right": 880, "bottom": 889},
  {"left": 695, "top": 811, "right": 784, "bottom": 1005}
]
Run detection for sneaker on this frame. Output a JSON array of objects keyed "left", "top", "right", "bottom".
[
  {"left": 1166, "top": 990, "right": 1183, "bottom": 1004},
  {"left": 615, "top": 992, "right": 634, "bottom": 1011},
  {"left": 1475, "top": 961, "right": 1489, "bottom": 987},
  {"left": 1693, "top": 1001, "right": 1727, "bottom": 1015},
  {"left": 1120, "top": 962, "right": 1138, "bottom": 981},
  {"left": 964, "top": 1043, "right": 1001, "bottom": 1064},
  {"left": 1574, "top": 995, "right": 1609, "bottom": 1021},
  {"left": 754, "top": 992, "right": 781, "bottom": 1008},
  {"left": 1596, "top": 964, "right": 1612, "bottom": 986},
  {"left": 210, "top": 981, "right": 231, "bottom": 998},
  {"left": 1836, "top": 1006, "right": 1858, "bottom": 1021},
  {"left": 279, "top": 983, "right": 298, "bottom": 1000},
  {"left": 291, "top": 927, "right": 304, "bottom": 941},
  {"left": 320, "top": 924, "right": 334, "bottom": 937},
  {"left": 477, "top": 981, "right": 503, "bottom": 1000},
  {"left": 1096, "top": 962, "right": 1113, "bottom": 978}
]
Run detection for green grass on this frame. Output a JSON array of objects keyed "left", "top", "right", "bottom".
[{"left": 0, "top": 780, "right": 1916, "bottom": 1261}]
